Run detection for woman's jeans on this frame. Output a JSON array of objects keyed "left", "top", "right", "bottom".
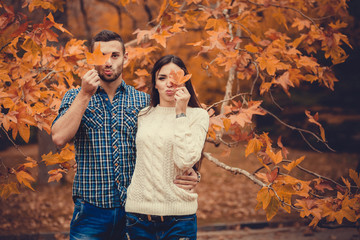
[
  {"left": 126, "top": 212, "right": 197, "bottom": 240},
  {"left": 70, "top": 198, "right": 126, "bottom": 240}
]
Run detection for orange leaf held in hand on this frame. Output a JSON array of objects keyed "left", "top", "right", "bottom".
[
  {"left": 86, "top": 44, "right": 111, "bottom": 66},
  {"left": 169, "top": 69, "right": 192, "bottom": 86}
]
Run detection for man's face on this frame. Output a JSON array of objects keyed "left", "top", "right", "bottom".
[{"left": 93, "top": 40, "right": 127, "bottom": 83}]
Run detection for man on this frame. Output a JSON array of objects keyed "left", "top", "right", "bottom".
[{"left": 51, "top": 30, "right": 199, "bottom": 240}]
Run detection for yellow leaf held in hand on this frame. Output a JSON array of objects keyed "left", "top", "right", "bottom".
[
  {"left": 169, "top": 69, "right": 192, "bottom": 86},
  {"left": 86, "top": 44, "right": 111, "bottom": 66}
]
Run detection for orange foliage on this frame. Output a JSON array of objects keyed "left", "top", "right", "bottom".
[{"left": 0, "top": 0, "right": 358, "bottom": 228}]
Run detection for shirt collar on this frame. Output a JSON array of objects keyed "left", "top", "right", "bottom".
[{"left": 95, "top": 80, "right": 126, "bottom": 94}]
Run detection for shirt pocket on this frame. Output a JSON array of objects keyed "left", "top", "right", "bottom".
[
  {"left": 123, "top": 106, "right": 141, "bottom": 134},
  {"left": 83, "top": 106, "right": 104, "bottom": 129}
]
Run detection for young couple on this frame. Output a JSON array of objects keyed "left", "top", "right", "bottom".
[{"left": 51, "top": 30, "right": 209, "bottom": 240}]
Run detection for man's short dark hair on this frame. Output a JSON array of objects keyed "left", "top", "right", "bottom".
[{"left": 91, "top": 30, "right": 125, "bottom": 53}]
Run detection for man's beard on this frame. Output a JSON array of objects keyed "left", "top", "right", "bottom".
[
  {"left": 99, "top": 71, "right": 121, "bottom": 82},
  {"left": 97, "top": 66, "right": 122, "bottom": 82}
]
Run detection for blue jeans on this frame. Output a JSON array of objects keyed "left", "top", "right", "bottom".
[
  {"left": 70, "top": 198, "right": 126, "bottom": 240},
  {"left": 126, "top": 212, "right": 197, "bottom": 240}
]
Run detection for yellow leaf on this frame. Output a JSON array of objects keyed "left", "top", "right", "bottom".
[
  {"left": 205, "top": 18, "right": 227, "bottom": 31},
  {"left": 169, "top": 0, "right": 181, "bottom": 8},
  {"left": 48, "top": 169, "right": 66, "bottom": 183},
  {"left": 15, "top": 170, "right": 35, "bottom": 191},
  {"left": 47, "top": 13, "right": 72, "bottom": 36},
  {"left": 341, "top": 177, "right": 351, "bottom": 191},
  {"left": 156, "top": 0, "right": 168, "bottom": 22},
  {"left": 256, "top": 187, "right": 272, "bottom": 210},
  {"left": 283, "top": 156, "right": 305, "bottom": 173},
  {"left": 245, "top": 138, "right": 263, "bottom": 157},
  {"left": 222, "top": 118, "right": 231, "bottom": 132},
  {"left": 85, "top": 44, "right": 111, "bottom": 65},
  {"left": 0, "top": 182, "right": 20, "bottom": 199},
  {"left": 151, "top": 31, "right": 172, "bottom": 48},
  {"left": 266, "top": 196, "right": 279, "bottom": 221},
  {"left": 257, "top": 157, "right": 271, "bottom": 172},
  {"left": 169, "top": 69, "right": 192, "bottom": 86},
  {"left": 266, "top": 146, "right": 283, "bottom": 165},
  {"left": 257, "top": 56, "right": 279, "bottom": 76},
  {"left": 18, "top": 123, "right": 30, "bottom": 143},
  {"left": 24, "top": 157, "right": 38, "bottom": 168},
  {"left": 42, "top": 152, "right": 61, "bottom": 166},
  {"left": 245, "top": 44, "right": 258, "bottom": 53},
  {"left": 2, "top": 98, "right": 15, "bottom": 109},
  {"left": 349, "top": 169, "right": 360, "bottom": 187}
]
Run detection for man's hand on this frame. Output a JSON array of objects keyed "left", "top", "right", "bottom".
[
  {"left": 174, "top": 168, "right": 199, "bottom": 192},
  {"left": 81, "top": 69, "right": 101, "bottom": 96}
]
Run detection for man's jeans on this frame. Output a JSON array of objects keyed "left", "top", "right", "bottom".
[
  {"left": 70, "top": 198, "right": 126, "bottom": 240},
  {"left": 126, "top": 212, "right": 197, "bottom": 240}
]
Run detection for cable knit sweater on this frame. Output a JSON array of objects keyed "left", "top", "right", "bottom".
[{"left": 125, "top": 106, "right": 209, "bottom": 216}]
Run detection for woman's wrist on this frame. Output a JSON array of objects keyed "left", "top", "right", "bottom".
[{"left": 176, "top": 113, "right": 186, "bottom": 118}]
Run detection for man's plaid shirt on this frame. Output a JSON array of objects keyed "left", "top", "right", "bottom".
[{"left": 53, "top": 80, "right": 149, "bottom": 208}]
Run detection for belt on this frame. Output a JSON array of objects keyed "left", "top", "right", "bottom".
[{"left": 130, "top": 213, "right": 173, "bottom": 222}]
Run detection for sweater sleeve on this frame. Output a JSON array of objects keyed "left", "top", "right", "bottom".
[{"left": 173, "top": 108, "right": 209, "bottom": 170}]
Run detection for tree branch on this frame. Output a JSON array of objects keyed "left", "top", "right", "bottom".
[
  {"left": 0, "top": 126, "right": 27, "bottom": 158},
  {"left": 282, "top": 159, "right": 358, "bottom": 189},
  {"left": 204, "top": 152, "right": 302, "bottom": 211},
  {"left": 261, "top": 107, "right": 335, "bottom": 152},
  {"left": 206, "top": 92, "right": 251, "bottom": 111},
  {"left": 204, "top": 152, "right": 266, "bottom": 187}
]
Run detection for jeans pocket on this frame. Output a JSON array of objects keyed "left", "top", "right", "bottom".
[
  {"left": 70, "top": 198, "right": 84, "bottom": 226},
  {"left": 126, "top": 213, "right": 140, "bottom": 228}
]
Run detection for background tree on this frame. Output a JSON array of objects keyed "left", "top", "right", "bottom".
[{"left": 0, "top": 0, "right": 359, "bottom": 228}]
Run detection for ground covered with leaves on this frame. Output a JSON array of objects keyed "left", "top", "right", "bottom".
[{"left": 0, "top": 143, "right": 358, "bottom": 236}]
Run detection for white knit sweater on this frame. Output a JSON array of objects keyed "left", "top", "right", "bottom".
[{"left": 125, "top": 106, "right": 209, "bottom": 216}]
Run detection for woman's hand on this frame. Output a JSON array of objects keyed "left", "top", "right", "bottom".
[{"left": 174, "top": 86, "right": 190, "bottom": 115}]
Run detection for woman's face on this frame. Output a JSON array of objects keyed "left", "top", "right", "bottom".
[{"left": 155, "top": 62, "right": 185, "bottom": 107}]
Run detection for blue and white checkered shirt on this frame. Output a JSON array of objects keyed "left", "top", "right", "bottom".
[{"left": 53, "top": 80, "right": 149, "bottom": 208}]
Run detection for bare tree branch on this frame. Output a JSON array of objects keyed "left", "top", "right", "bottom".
[
  {"left": 261, "top": 107, "right": 335, "bottom": 152},
  {"left": 204, "top": 152, "right": 266, "bottom": 187},
  {"left": 206, "top": 92, "right": 251, "bottom": 111}
]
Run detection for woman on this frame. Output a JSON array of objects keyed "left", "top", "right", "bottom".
[{"left": 125, "top": 55, "right": 209, "bottom": 240}]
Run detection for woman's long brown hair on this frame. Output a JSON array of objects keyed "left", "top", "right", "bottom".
[{"left": 146, "top": 55, "right": 205, "bottom": 171}]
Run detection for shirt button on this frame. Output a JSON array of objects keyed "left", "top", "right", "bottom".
[
  {"left": 112, "top": 113, "right": 116, "bottom": 116},
  {"left": 115, "top": 163, "right": 118, "bottom": 166},
  {"left": 113, "top": 145, "right": 117, "bottom": 149},
  {"left": 113, "top": 128, "right": 116, "bottom": 132},
  {"left": 105, "top": 98, "right": 109, "bottom": 101},
  {"left": 116, "top": 180, "right": 120, "bottom": 183}
]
